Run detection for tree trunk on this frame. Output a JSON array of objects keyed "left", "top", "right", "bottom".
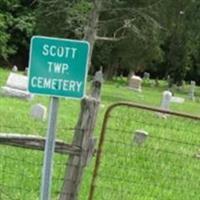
[
  {"left": 104, "top": 63, "right": 119, "bottom": 80},
  {"left": 59, "top": 70, "right": 103, "bottom": 200},
  {"left": 83, "top": 0, "right": 102, "bottom": 69}
]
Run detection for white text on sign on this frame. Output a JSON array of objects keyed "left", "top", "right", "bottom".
[
  {"left": 48, "top": 62, "right": 69, "bottom": 74},
  {"left": 31, "top": 77, "right": 82, "bottom": 92},
  {"left": 42, "top": 44, "right": 77, "bottom": 59},
  {"left": 30, "top": 43, "right": 83, "bottom": 93}
]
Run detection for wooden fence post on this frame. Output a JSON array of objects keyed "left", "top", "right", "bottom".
[{"left": 59, "top": 69, "right": 103, "bottom": 200}]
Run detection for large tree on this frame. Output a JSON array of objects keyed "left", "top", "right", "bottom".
[
  {"left": 36, "top": 0, "right": 91, "bottom": 39},
  {"left": 158, "top": 0, "right": 200, "bottom": 85},
  {"left": 185, "top": 0, "right": 200, "bottom": 83},
  {"left": 35, "top": 0, "right": 164, "bottom": 76},
  {"left": 0, "top": 0, "right": 36, "bottom": 68},
  {"left": 88, "top": 0, "right": 163, "bottom": 78}
]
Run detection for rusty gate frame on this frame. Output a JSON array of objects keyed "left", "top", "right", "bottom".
[{"left": 88, "top": 101, "right": 200, "bottom": 200}]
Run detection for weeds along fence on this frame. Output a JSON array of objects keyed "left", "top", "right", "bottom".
[
  {"left": 0, "top": 131, "right": 70, "bottom": 200},
  {"left": 0, "top": 102, "right": 99, "bottom": 200},
  {"left": 89, "top": 102, "right": 200, "bottom": 200},
  {"left": 2, "top": 88, "right": 200, "bottom": 200},
  {"left": 2, "top": 101, "right": 200, "bottom": 200},
  {"left": 0, "top": 70, "right": 103, "bottom": 200},
  {"left": 0, "top": 127, "right": 94, "bottom": 200}
]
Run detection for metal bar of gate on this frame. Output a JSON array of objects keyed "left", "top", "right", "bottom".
[{"left": 88, "top": 101, "right": 200, "bottom": 200}]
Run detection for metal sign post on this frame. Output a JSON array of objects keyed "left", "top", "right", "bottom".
[
  {"left": 40, "top": 97, "right": 59, "bottom": 200},
  {"left": 28, "top": 35, "right": 90, "bottom": 200}
]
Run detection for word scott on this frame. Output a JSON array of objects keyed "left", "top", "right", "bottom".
[{"left": 42, "top": 44, "right": 77, "bottom": 59}]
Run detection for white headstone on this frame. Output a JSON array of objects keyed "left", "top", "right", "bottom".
[
  {"left": 133, "top": 130, "right": 148, "bottom": 145},
  {"left": 24, "top": 67, "right": 28, "bottom": 76},
  {"left": 157, "top": 90, "right": 172, "bottom": 118},
  {"left": 143, "top": 72, "right": 150, "bottom": 80},
  {"left": 6, "top": 72, "right": 28, "bottom": 91},
  {"left": 31, "top": 104, "right": 47, "bottom": 121},
  {"left": 1, "top": 86, "right": 33, "bottom": 100},
  {"left": 171, "top": 96, "right": 185, "bottom": 104},
  {"left": 128, "top": 75, "right": 142, "bottom": 92},
  {"left": 94, "top": 69, "right": 104, "bottom": 83},
  {"left": 12, "top": 65, "right": 18, "bottom": 72},
  {"left": 1, "top": 73, "right": 33, "bottom": 100},
  {"left": 160, "top": 90, "right": 172, "bottom": 110},
  {"left": 189, "top": 81, "right": 195, "bottom": 101}
]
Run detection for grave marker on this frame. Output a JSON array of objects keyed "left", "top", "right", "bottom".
[
  {"left": 12, "top": 65, "right": 18, "bottom": 72},
  {"left": 143, "top": 72, "right": 150, "bottom": 80},
  {"left": 128, "top": 75, "right": 142, "bottom": 92},
  {"left": 157, "top": 90, "right": 172, "bottom": 118},
  {"left": 6, "top": 73, "right": 28, "bottom": 91},
  {"left": 31, "top": 104, "right": 47, "bottom": 121},
  {"left": 1, "top": 73, "right": 33, "bottom": 100},
  {"left": 171, "top": 96, "right": 185, "bottom": 104},
  {"left": 133, "top": 130, "right": 149, "bottom": 145},
  {"left": 160, "top": 90, "right": 172, "bottom": 110},
  {"left": 189, "top": 81, "right": 195, "bottom": 101}
]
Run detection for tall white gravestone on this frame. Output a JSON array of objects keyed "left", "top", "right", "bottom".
[
  {"left": 143, "top": 72, "right": 150, "bottom": 80},
  {"left": 160, "top": 90, "right": 172, "bottom": 110},
  {"left": 158, "top": 90, "right": 172, "bottom": 118},
  {"left": 189, "top": 81, "right": 195, "bottom": 101}
]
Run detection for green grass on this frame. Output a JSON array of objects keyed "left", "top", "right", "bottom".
[{"left": 1, "top": 68, "right": 200, "bottom": 199}]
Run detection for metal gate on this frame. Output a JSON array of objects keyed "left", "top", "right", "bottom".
[{"left": 88, "top": 102, "right": 200, "bottom": 200}]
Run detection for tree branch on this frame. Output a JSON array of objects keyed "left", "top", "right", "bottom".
[{"left": 95, "top": 35, "right": 125, "bottom": 41}]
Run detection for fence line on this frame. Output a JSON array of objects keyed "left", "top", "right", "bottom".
[
  {"left": 0, "top": 133, "right": 81, "bottom": 155},
  {"left": 0, "top": 69, "right": 103, "bottom": 200},
  {"left": 89, "top": 102, "right": 200, "bottom": 200}
]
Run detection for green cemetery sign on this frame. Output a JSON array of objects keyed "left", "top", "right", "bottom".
[{"left": 28, "top": 36, "right": 90, "bottom": 99}]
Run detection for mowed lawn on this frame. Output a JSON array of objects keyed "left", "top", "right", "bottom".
[{"left": 1, "top": 67, "right": 200, "bottom": 200}]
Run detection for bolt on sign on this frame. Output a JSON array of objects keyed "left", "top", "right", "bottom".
[{"left": 28, "top": 36, "right": 90, "bottom": 99}]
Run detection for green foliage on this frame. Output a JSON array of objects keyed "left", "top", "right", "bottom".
[
  {"left": 115, "top": 23, "right": 163, "bottom": 71},
  {"left": 157, "top": 0, "right": 200, "bottom": 85},
  {"left": 92, "top": 0, "right": 164, "bottom": 77},
  {"left": 0, "top": 14, "right": 12, "bottom": 59},
  {"left": 0, "top": 0, "right": 199, "bottom": 82},
  {"left": 96, "top": 0, "right": 200, "bottom": 83},
  {"left": 92, "top": 41, "right": 114, "bottom": 67},
  {"left": 0, "top": 0, "right": 36, "bottom": 65},
  {"left": 36, "top": 0, "right": 91, "bottom": 39}
]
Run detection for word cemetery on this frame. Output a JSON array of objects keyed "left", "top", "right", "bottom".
[{"left": 30, "top": 77, "right": 82, "bottom": 92}]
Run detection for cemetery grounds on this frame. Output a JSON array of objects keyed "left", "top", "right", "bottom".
[{"left": 1, "top": 68, "right": 200, "bottom": 199}]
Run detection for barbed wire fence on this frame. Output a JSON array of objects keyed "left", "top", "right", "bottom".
[
  {"left": 89, "top": 103, "right": 200, "bottom": 200},
  {"left": 0, "top": 127, "right": 97, "bottom": 200},
  {"left": 1, "top": 73, "right": 200, "bottom": 200},
  {"left": 0, "top": 139, "right": 61, "bottom": 200}
]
